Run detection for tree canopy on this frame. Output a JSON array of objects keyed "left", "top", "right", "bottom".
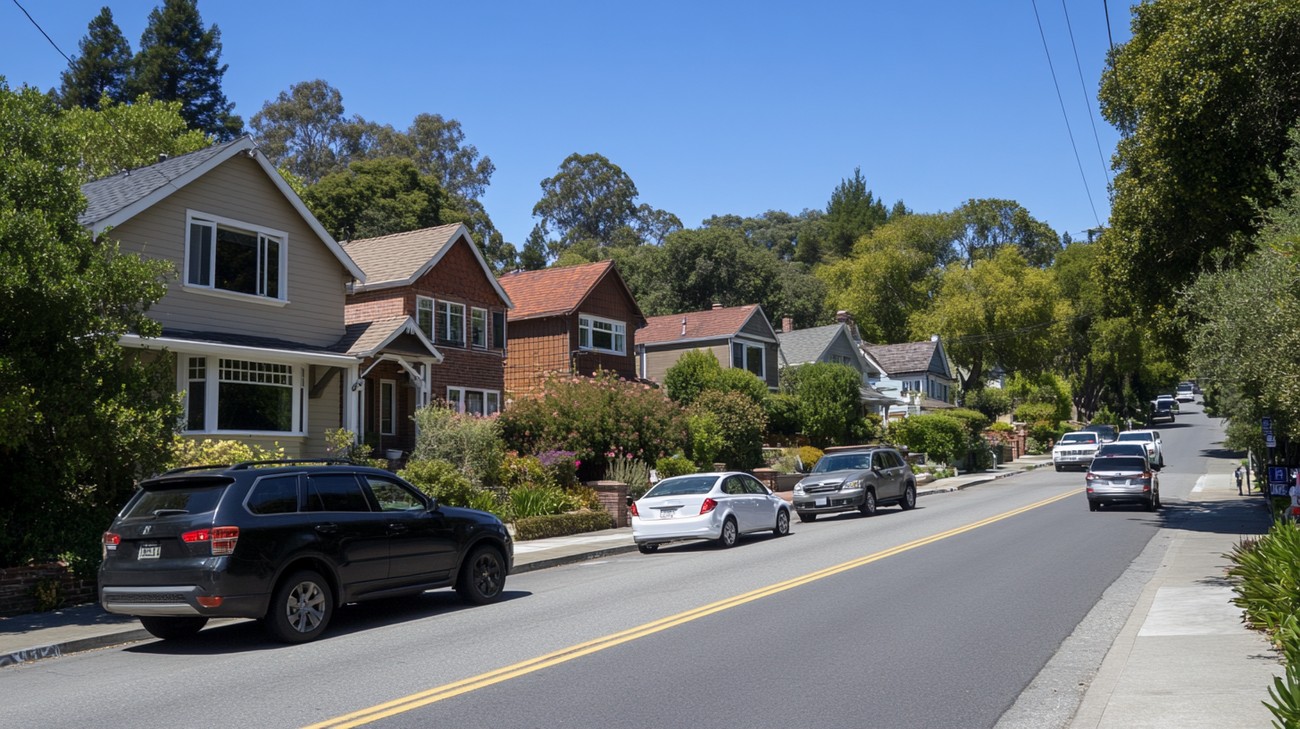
[
  {"left": 57, "top": 7, "right": 133, "bottom": 109},
  {"left": 304, "top": 157, "right": 448, "bottom": 242}
]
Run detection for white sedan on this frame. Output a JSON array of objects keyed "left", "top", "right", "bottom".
[{"left": 631, "top": 472, "right": 791, "bottom": 553}]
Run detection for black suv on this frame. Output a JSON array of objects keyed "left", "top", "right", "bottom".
[{"left": 99, "top": 459, "right": 512, "bottom": 643}]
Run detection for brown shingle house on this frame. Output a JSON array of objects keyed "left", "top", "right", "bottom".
[
  {"left": 497, "top": 260, "right": 645, "bottom": 396},
  {"left": 637, "top": 304, "right": 780, "bottom": 390}
]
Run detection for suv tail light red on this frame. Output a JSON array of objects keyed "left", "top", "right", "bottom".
[
  {"left": 700, "top": 498, "right": 717, "bottom": 515},
  {"left": 102, "top": 531, "right": 120, "bottom": 558},
  {"left": 182, "top": 527, "right": 240, "bottom": 556}
]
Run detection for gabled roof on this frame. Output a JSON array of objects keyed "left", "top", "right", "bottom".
[
  {"left": 78, "top": 136, "right": 365, "bottom": 282},
  {"left": 778, "top": 323, "right": 871, "bottom": 368},
  {"left": 335, "top": 316, "right": 443, "bottom": 361},
  {"left": 639, "top": 304, "right": 770, "bottom": 346},
  {"left": 343, "top": 223, "right": 512, "bottom": 307},
  {"left": 865, "top": 339, "right": 951, "bottom": 378},
  {"left": 498, "top": 260, "right": 643, "bottom": 323}
]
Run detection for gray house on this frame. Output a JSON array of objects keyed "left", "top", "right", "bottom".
[
  {"left": 776, "top": 315, "right": 900, "bottom": 418},
  {"left": 865, "top": 335, "right": 958, "bottom": 418}
]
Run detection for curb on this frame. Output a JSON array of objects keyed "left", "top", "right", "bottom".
[
  {"left": 1, "top": 627, "right": 153, "bottom": 668},
  {"left": 512, "top": 544, "right": 641, "bottom": 575}
]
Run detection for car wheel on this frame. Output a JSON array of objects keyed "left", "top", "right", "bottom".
[
  {"left": 1055, "top": 465, "right": 1063, "bottom": 472},
  {"left": 797, "top": 511, "right": 817, "bottom": 523},
  {"left": 717, "top": 517, "right": 738, "bottom": 548},
  {"left": 637, "top": 542, "right": 659, "bottom": 554},
  {"left": 858, "top": 489, "right": 878, "bottom": 516},
  {"left": 139, "top": 616, "right": 208, "bottom": 640},
  {"left": 1089, "top": 501, "right": 1099, "bottom": 512},
  {"left": 900, "top": 483, "right": 917, "bottom": 511},
  {"left": 456, "top": 546, "right": 506, "bottom": 605},
  {"left": 773, "top": 509, "right": 790, "bottom": 536},
  {"left": 266, "top": 570, "right": 332, "bottom": 643},
  {"left": 1146, "top": 496, "right": 1157, "bottom": 512}
]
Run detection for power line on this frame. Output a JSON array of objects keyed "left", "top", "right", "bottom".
[
  {"left": 1103, "top": 0, "right": 1115, "bottom": 53},
  {"left": 10, "top": 0, "right": 73, "bottom": 65},
  {"left": 1060, "top": 0, "right": 1112, "bottom": 189},
  {"left": 1030, "top": 0, "right": 1102, "bottom": 229}
]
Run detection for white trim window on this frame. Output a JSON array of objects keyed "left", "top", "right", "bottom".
[
  {"left": 416, "top": 296, "right": 435, "bottom": 340},
  {"left": 447, "top": 387, "right": 501, "bottom": 416},
  {"left": 731, "top": 341, "right": 765, "bottom": 379},
  {"left": 470, "top": 307, "right": 488, "bottom": 349},
  {"left": 181, "top": 355, "right": 303, "bottom": 434},
  {"left": 185, "top": 211, "right": 287, "bottom": 301},
  {"left": 379, "top": 379, "right": 396, "bottom": 435},
  {"left": 436, "top": 300, "right": 465, "bottom": 346},
  {"left": 578, "top": 314, "right": 625, "bottom": 355}
]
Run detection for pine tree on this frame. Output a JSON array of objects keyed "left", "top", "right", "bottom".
[
  {"left": 58, "top": 7, "right": 133, "bottom": 109},
  {"left": 130, "top": 0, "right": 242, "bottom": 139}
]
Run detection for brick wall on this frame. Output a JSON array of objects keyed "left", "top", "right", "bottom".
[
  {"left": 588, "top": 480, "right": 629, "bottom": 527},
  {"left": 0, "top": 563, "right": 97, "bottom": 617}
]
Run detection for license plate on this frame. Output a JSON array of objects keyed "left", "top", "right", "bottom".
[
  {"left": 659, "top": 509, "right": 677, "bottom": 519},
  {"left": 816, "top": 497, "right": 828, "bottom": 507},
  {"left": 138, "top": 543, "right": 160, "bottom": 560}
]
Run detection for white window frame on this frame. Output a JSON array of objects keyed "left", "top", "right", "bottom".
[
  {"left": 436, "top": 300, "right": 466, "bottom": 346},
  {"left": 730, "top": 340, "right": 766, "bottom": 380},
  {"left": 578, "top": 314, "right": 626, "bottom": 355},
  {"left": 379, "top": 379, "right": 396, "bottom": 435},
  {"left": 470, "top": 307, "right": 488, "bottom": 349},
  {"left": 184, "top": 210, "right": 288, "bottom": 304},
  {"left": 416, "top": 296, "right": 435, "bottom": 340},
  {"left": 446, "top": 386, "right": 501, "bottom": 416},
  {"left": 179, "top": 355, "right": 304, "bottom": 435}
]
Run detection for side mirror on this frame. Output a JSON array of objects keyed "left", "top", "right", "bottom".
[{"left": 426, "top": 496, "right": 439, "bottom": 511}]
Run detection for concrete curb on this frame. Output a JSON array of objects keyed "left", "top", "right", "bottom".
[{"left": 1, "top": 627, "right": 153, "bottom": 668}]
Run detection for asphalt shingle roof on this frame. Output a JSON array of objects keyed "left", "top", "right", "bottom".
[
  {"left": 341, "top": 224, "right": 462, "bottom": 286},
  {"left": 639, "top": 304, "right": 760, "bottom": 345},
  {"left": 78, "top": 139, "right": 243, "bottom": 226},
  {"left": 866, "top": 340, "right": 940, "bottom": 375},
  {"left": 776, "top": 324, "right": 844, "bottom": 366},
  {"left": 498, "top": 260, "right": 635, "bottom": 321}
]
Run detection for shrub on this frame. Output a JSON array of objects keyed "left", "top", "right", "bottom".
[
  {"left": 691, "top": 389, "right": 766, "bottom": 469},
  {"left": 1028, "top": 421, "right": 1059, "bottom": 444},
  {"left": 988, "top": 421, "right": 1015, "bottom": 433},
  {"left": 715, "top": 367, "right": 769, "bottom": 407},
  {"left": 763, "top": 392, "right": 801, "bottom": 437},
  {"left": 686, "top": 411, "right": 724, "bottom": 469},
  {"left": 797, "top": 445, "right": 824, "bottom": 471},
  {"left": 606, "top": 455, "right": 652, "bottom": 499},
  {"left": 562, "top": 485, "right": 602, "bottom": 511},
  {"left": 850, "top": 413, "right": 884, "bottom": 443},
  {"left": 499, "top": 371, "right": 687, "bottom": 481},
  {"left": 514, "top": 510, "right": 616, "bottom": 541},
  {"left": 499, "top": 453, "right": 554, "bottom": 491},
  {"left": 411, "top": 405, "right": 503, "bottom": 488},
  {"left": 1025, "top": 436, "right": 1046, "bottom": 455},
  {"left": 891, "top": 414, "right": 967, "bottom": 465},
  {"left": 965, "top": 387, "right": 1012, "bottom": 420},
  {"left": 1015, "top": 402, "right": 1058, "bottom": 425},
  {"left": 537, "top": 449, "right": 580, "bottom": 488},
  {"left": 789, "top": 362, "right": 862, "bottom": 447},
  {"left": 168, "top": 437, "right": 286, "bottom": 469},
  {"left": 663, "top": 349, "right": 721, "bottom": 407},
  {"left": 1228, "top": 523, "right": 1300, "bottom": 726},
  {"left": 655, "top": 455, "right": 697, "bottom": 479},
  {"left": 945, "top": 408, "right": 991, "bottom": 437},
  {"left": 323, "top": 428, "right": 387, "bottom": 468},
  {"left": 508, "top": 484, "right": 569, "bottom": 519},
  {"left": 1090, "top": 405, "right": 1119, "bottom": 427}
]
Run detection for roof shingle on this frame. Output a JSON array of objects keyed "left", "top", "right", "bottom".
[
  {"left": 498, "top": 261, "right": 636, "bottom": 321},
  {"left": 639, "top": 304, "right": 760, "bottom": 345},
  {"left": 341, "top": 224, "right": 462, "bottom": 287}
]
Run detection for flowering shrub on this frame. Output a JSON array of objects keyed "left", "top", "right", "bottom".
[
  {"left": 536, "top": 449, "right": 580, "bottom": 488},
  {"left": 499, "top": 452, "right": 553, "bottom": 491},
  {"left": 499, "top": 371, "right": 686, "bottom": 480},
  {"left": 168, "top": 437, "right": 285, "bottom": 469},
  {"left": 655, "top": 455, "right": 697, "bottom": 479},
  {"left": 411, "top": 405, "right": 504, "bottom": 488}
]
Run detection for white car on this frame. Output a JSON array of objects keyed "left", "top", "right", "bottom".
[
  {"left": 1053, "top": 431, "right": 1100, "bottom": 472},
  {"left": 1175, "top": 382, "right": 1196, "bottom": 403},
  {"left": 631, "top": 472, "right": 791, "bottom": 553},
  {"left": 1116, "top": 429, "right": 1163, "bottom": 467}
]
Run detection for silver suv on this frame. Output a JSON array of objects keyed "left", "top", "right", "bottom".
[{"left": 792, "top": 447, "right": 917, "bottom": 522}]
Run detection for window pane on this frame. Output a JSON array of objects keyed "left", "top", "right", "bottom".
[
  {"left": 186, "top": 381, "right": 206, "bottom": 431},
  {"left": 262, "top": 235, "right": 280, "bottom": 298},
  {"left": 188, "top": 223, "right": 212, "bottom": 285},
  {"left": 471, "top": 309, "right": 487, "bottom": 347},
  {"left": 214, "top": 226, "right": 259, "bottom": 295},
  {"left": 746, "top": 345, "right": 764, "bottom": 376},
  {"left": 491, "top": 311, "right": 505, "bottom": 349},
  {"left": 486, "top": 392, "right": 500, "bottom": 415},
  {"left": 305, "top": 474, "right": 371, "bottom": 512},
  {"left": 217, "top": 359, "right": 293, "bottom": 431},
  {"left": 247, "top": 475, "right": 299, "bottom": 514},
  {"left": 466, "top": 390, "right": 484, "bottom": 415},
  {"left": 732, "top": 343, "right": 743, "bottom": 368},
  {"left": 449, "top": 304, "right": 464, "bottom": 343},
  {"left": 417, "top": 299, "right": 434, "bottom": 339}
]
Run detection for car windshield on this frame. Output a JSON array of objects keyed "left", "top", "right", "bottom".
[
  {"left": 644, "top": 476, "right": 717, "bottom": 498},
  {"left": 812, "top": 453, "right": 872, "bottom": 472},
  {"left": 1059, "top": 434, "right": 1096, "bottom": 444},
  {"left": 1091, "top": 456, "right": 1148, "bottom": 473},
  {"left": 1118, "top": 433, "right": 1152, "bottom": 442}
]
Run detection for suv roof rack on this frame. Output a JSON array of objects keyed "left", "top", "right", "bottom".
[{"left": 229, "top": 458, "right": 356, "bottom": 470}]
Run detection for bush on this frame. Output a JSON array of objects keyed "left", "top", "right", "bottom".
[
  {"left": 1028, "top": 421, "right": 1060, "bottom": 444},
  {"left": 655, "top": 455, "right": 697, "bottom": 479},
  {"left": 499, "top": 453, "right": 553, "bottom": 491},
  {"left": 850, "top": 413, "right": 884, "bottom": 444},
  {"left": 715, "top": 367, "right": 769, "bottom": 407},
  {"left": 1025, "top": 436, "right": 1046, "bottom": 455},
  {"left": 323, "top": 428, "right": 387, "bottom": 468},
  {"left": 606, "top": 455, "right": 652, "bottom": 499},
  {"left": 988, "top": 421, "right": 1015, "bottom": 433},
  {"left": 789, "top": 362, "right": 862, "bottom": 447},
  {"left": 798, "top": 445, "right": 824, "bottom": 471},
  {"left": 508, "top": 484, "right": 570, "bottom": 519},
  {"left": 513, "top": 510, "right": 617, "bottom": 541},
  {"left": 499, "top": 371, "right": 686, "bottom": 481},
  {"left": 1090, "top": 405, "right": 1119, "bottom": 427},
  {"left": 663, "top": 349, "right": 721, "bottom": 407},
  {"left": 1228, "top": 523, "right": 1300, "bottom": 726},
  {"left": 411, "top": 405, "right": 504, "bottom": 488},
  {"left": 167, "top": 437, "right": 286, "bottom": 469},
  {"left": 763, "top": 392, "right": 801, "bottom": 437},
  {"left": 1015, "top": 402, "right": 1058, "bottom": 425},
  {"left": 891, "top": 414, "right": 967, "bottom": 465},
  {"left": 691, "top": 389, "right": 766, "bottom": 469},
  {"left": 537, "top": 449, "right": 580, "bottom": 488},
  {"left": 687, "top": 411, "right": 724, "bottom": 469},
  {"left": 965, "top": 387, "right": 1012, "bottom": 420},
  {"left": 945, "top": 408, "right": 991, "bottom": 437},
  {"left": 563, "top": 485, "right": 602, "bottom": 511},
  {"left": 399, "top": 458, "right": 506, "bottom": 519}
]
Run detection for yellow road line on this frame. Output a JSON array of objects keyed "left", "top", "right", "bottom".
[{"left": 305, "top": 488, "right": 1081, "bottom": 729}]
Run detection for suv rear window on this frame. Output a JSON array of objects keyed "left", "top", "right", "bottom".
[
  {"left": 124, "top": 480, "right": 228, "bottom": 518},
  {"left": 1091, "top": 456, "right": 1148, "bottom": 472}
]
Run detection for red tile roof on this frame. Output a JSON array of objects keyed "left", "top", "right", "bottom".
[
  {"left": 499, "top": 260, "right": 642, "bottom": 322},
  {"left": 639, "top": 304, "right": 761, "bottom": 345}
]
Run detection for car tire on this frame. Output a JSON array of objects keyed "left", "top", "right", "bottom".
[
  {"left": 797, "top": 511, "right": 817, "bottom": 523},
  {"left": 139, "top": 616, "right": 208, "bottom": 640},
  {"left": 900, "top": 483, "right": 917, "bottom": 511},
  {"left": 1089, "top": 501, "right": 1099, "bottom": 512},
  {"left": 773, "top": 509, "right": 790, "bottom": 536},
  {"left": 1146, "top": 496, "right": 1157, "bottom": 512},
  {"left": 456, "top": 546, "right": 506, "bottom": 605},
  {"left": 858, "top": 489, "right": 878, "bottom": 516},
  {"left": 266, "top": 570, "right": 333, "bottom": 643},
  {"left": 717, "top": 517, "right": 738, "bottom": 548},
  {"left": 637, "top": 542, "right": 659, "bottom": 554}
]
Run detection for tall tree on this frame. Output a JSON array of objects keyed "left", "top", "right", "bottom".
[
  {"left": 250, "top": 79, "right": 354, "bottom": 184},
  {"left": 377, "top": 113, "right": 495, "bottom": 202},
  {"left": 0, "top": 82, "right": 180, "bottom": 569},
  {"left": 303, "top": 157, "right": 447, "bottom": 242},
  {"left": 61, "top": 97, "right": 210, "bottom": 178},
  {"left": 702, "top": 209, "right": 826, "bottom": 262},
  {"left": 58, "top": 7, "right": 132, "bottom": 109},
  {"left": 130, "top": 0, "right": 242, "bottom": 140},
  {"left": 825, "top": 167, "right": 890, "bottom": 258},
  {"left": 952, "top": 198, "right": 1061, "bottom": 267}
]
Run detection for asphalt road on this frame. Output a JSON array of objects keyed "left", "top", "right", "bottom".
[{"left": 0, "top": 407, "right": 1223, "bottom": 729}]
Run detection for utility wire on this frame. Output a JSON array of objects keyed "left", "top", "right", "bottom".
[
  {"left": 1103, "top": 0, "right": 1115, "bottom": 53},
  {"left": 1030, "top": 0, "right": 1102, "bottom": 229},
  {"left": 1060, "top": 0, "right": 1112, "bottom": 189}
]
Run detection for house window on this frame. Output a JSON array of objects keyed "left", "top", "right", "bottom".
[
  {"left": 380, "top": 379, "right": 396, "bottom": 435},
  {"left": 447, "top": 387, "right": 501, "bottom": 416},
  {"left": 731, "top": 341, "right": 765, "bottom": 379},
  {"left": 186, "top": 212, "right": 286, "bottom": 300},
  {"left": 491, "top": 311, "right": 506, "bottom": 350},
  {"left": 436, "top": 301, "right": 465, "bottom": 346},
  {"left": 183, "top": 356, "right": 302, "bottom": 434},
  {"left": 578, "top": 314, "right": 625, "bottom": 355},
  {"left": 416, "top": 296, "right": 434, "bottom": 339},
  {"left": 471, "top": 307, "right": 488, "bottom": 348}
]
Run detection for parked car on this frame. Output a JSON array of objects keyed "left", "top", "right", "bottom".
[
  {"left": 791, "top": 447, "right": 917, "bottom": 522},
  {"left": 1086, "top": 454, "right": 1161, "bottom": 511},
  {"left": 1116, "top": 429, "right": 1164, "bottom": 467},
  {"left": 1079, "top": 424, "right": 1118, "bottom": 443},
  {"left": 100, "top": 459, "right": 512, "bottom": 643},
  {"left": 1148, "top": 399, "right": 1177, "bottom": 424},
  {"left": 1053, "top": 431, "right": 1100, "bottom": 471},
  {"left": 631, "top": 472, "right": 790, "bottom": 552},
  {"left": 1175, "top": 382, "right": 1196, "bottom": 403}
]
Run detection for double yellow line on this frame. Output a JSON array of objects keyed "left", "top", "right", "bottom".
[{"left": 307, "top": 489, "right": 1079, "bottom": 728}]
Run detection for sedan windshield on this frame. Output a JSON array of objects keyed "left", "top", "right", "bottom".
[
  {"left": 813, "top": 453, "right": 872, "bottom": 472},
  {"left": 1117, "top": 433, "right": 1153, "bottom": 442},
  {"left": 644, "top": 476, "right": 717, "bottom": 498},
  {"left": 1090, "top": 456, "right": 1148, "bottom": 473}
]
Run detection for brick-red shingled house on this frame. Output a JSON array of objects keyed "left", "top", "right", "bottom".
[
  {"left": 343, "top": 223, "right": 512, "bottom": 456},
  {"left": 497, "top": 260, "right": 645, "bottom": 397}
]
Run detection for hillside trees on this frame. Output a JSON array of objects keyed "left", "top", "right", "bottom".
[
  {"left": 57, "top": 7, "right": 133, "bottom": 108},
  {"left": 825, "top": 167, "right": 893, "bottom": 258}
]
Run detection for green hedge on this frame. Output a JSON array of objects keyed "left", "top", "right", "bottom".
[{"left": 513, "top": 510, "right": 617, "bottom": 541}]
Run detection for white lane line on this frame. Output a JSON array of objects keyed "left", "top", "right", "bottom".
[{"left": 1191, "top": 474, "right": 1207, "bottom": 493}]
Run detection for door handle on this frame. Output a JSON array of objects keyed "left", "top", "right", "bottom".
[
  {"left": 387, "top": 523, "right": 409, "bottom": 534},
  {"left": 315, "top": 523, "right": 338, "bottom": 534}
]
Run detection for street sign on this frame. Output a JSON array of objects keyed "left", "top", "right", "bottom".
[
  {"left": 1263, "top": 417, "right": 1276, "bottom": 448},
  {"left": 1268, "top": 466, "right": 1293, "bottom": 496}
]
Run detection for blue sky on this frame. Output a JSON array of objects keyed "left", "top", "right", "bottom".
[{"left": 2, "top": 1, "right": 1131, "bottom": 248}]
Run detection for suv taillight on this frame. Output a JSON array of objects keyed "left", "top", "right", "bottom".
[
  {"left": 182, "top": 526, "right": 239, "bottom": 556},
  {"left": 102, "top": 531, "right": 120, "bottom": 558}
]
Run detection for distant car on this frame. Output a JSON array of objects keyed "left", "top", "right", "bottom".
[
  {"left": 1079, "top": 424, "right": 1118, "bottom": 443},
  {"left": 791, "top": 447, "right": 917, "bottom": 522},
  {"left": 1053, "top": 431, "right": 1100, "bottom": 471},
  {"left": 1086, "top": 454, "right": 1161, "bottom": 511},
  {"left": 1175, "top": 382, "right": 1196, "bottom": 403},
  {"left": 1093, "top": 442, "right": 1149, "bottom": 461},
  {"left": 1149, "top": 399, "right": 1177, "bottom": 424},
  {"left": 631, "top": 472, "right": 790, "bottom": 553},
  {"left": 1116, "top": 429, "right": 1164, "bottom": 466}
]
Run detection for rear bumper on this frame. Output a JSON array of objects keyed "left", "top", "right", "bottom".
[
  {"left": 632, "top": 512, "right": 723, "bottom": 544},
  {"left": 100, "top": 585, "right": 267, "bottom": 618}
]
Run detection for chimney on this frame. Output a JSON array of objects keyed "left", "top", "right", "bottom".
[
  {"left": 930, "top": 334, "right": 939, "bottom": 342},
  {"left": 835, "top": 310, "right": 853, "bottom": 325},
  {"left": 782, "top": 316, "right": 793, "bottom": 333},
  {"left": 157, "top": 153, "right": 169, "bottom": 163},
  {"left": 680, "top": 317, "right": 687, "bottom": 336},
  {"left": 711, "top": 302, "right": 723, "bottom": 310}
]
